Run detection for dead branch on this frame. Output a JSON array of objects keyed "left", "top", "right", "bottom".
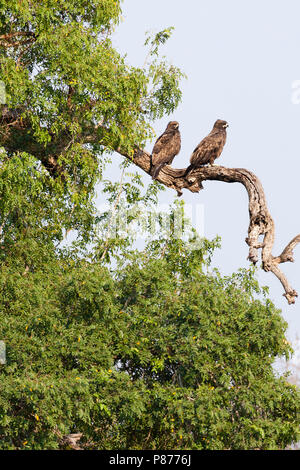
[
  {"left": 0, "top": 31, "right": 36, "bottom": 48},
  {"left": 117, "top": 147, "right": 300, "bottom": 304}
]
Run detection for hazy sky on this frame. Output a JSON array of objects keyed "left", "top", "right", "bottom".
[{"left": 103, "top": 0, "right": 300, "bottom": 346}]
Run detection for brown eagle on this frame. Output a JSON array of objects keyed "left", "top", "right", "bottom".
[
  {"left": 185, "top": 119, "right": 228, "bottom": 176},
  {"left": 150, "top": 121, "right": 181, "bottom": 180}
]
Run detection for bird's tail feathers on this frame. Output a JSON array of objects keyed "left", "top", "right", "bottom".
[{"left": 151, "top": 163, "right": 165, "bottom": 180}]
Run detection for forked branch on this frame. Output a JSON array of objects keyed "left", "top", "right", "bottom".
[{"left": 118, "top": 146, "right": 300, "bottom": 304}]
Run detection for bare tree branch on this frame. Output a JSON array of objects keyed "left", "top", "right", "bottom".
[
  {"left": 0, "top": 32, "right": 36, "bottom": 40},
  {"left": 0, "top": 31, "right": 36, "bottom": 46}
]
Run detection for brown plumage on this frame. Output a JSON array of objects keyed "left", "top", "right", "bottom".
[
  {"left": 150, "top": 121, "right": 181, "bottom": 180},
  {"left": 185, "top": 119, "right": 228, "bottom": 176}
]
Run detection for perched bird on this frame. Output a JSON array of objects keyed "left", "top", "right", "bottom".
[
  {"left": 150, "top": 121, "right": 181, "bottom": 180},
  {"left": 185, "top": 119, "right": 228, "bottom": 176}
]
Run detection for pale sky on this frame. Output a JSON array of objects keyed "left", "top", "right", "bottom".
[{"left": 102, "top": 0, "right": 300, "bottom": 347}]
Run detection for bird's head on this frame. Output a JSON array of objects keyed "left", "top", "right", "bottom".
[
  {"left": 167, "top": 121, "right": 179, "bottom": 130},
  {"left": 213, "top": 119, "right": 229, "bottom": 130}
]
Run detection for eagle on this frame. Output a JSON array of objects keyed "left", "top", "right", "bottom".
[
  {"left": 185, "top": 119, "right": 228, "bottom": 176},
  {"left": 150, "top": 121, "right": 181, "bottom": 180}
]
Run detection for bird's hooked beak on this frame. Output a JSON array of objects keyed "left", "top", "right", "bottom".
[{"left": 223, "top": 123, "right": 229, "bottom": 128}]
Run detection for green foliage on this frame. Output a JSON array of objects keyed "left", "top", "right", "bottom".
[
  {"left": 143, "top": 28, "right": 186, "bottom": 121},
  {"left": 0, "top": 206, "right": 299, "bottom": 449},
  {"left": 0, "top": 0, "right": 299, "bottom": 451}
]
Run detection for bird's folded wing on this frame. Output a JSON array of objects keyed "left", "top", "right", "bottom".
[
  {"left": 190, "top": 137, "right": 214, "bottom": 165},
  {"left": 152, "top": 133, "right": 172, "bottom": 164}
]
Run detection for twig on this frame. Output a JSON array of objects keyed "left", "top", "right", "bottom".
[{"left": 99, "top": 168, "right": 125, "bottom": 262}]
